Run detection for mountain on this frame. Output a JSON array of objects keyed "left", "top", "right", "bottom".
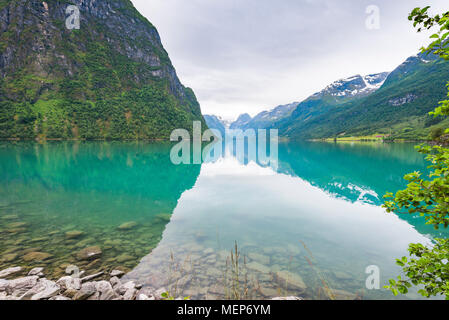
[
  {"left": 311, "top": 73, "right": 389, "bottom": 100},
  {"left": 273, "top": 72, "right": 389, "bottom": 137},
  {"left": 0, "top": 0, "right": 205, "bottom": 140},
  {"left": 230, "top": 113, "right": 252, "bottom": 129},
  {"left": 230, "top": 73, "right": 388, "bottom": 132},
  {"left": 231, "top": 102, "right": 299, "bottom": 130},
  {"left": 279, "top": 52, "right": 449, "bottom": 140},
  {"left": 203, "top": 114, "right": 227, "bottom": 135}
]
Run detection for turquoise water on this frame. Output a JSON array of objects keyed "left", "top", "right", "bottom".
[{"left": 0, "top": 141, "right": 447, "bottom": 299}]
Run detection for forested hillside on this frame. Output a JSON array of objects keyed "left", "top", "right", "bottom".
[{"left": 0, "top": 0, "right": 205, "bottom": 140}]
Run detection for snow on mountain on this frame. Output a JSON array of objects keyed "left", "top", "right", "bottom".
[{"left": 314, "top": 72, "right": 389, "bottom": 99}]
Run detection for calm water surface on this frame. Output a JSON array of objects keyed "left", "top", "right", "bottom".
[{"left": 0, "top": 141, "right": 446, "bottom": 300}]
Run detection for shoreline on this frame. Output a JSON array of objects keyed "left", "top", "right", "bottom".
[
  {"left": 0, "top": 265, "right": 161, "bottom": 300},
  {"left": 0, "top": 266, "right": 303, "bottom": 301}
]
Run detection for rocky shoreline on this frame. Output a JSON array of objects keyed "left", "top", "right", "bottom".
[
  {"left": 0, "top": 266, "right": 303, "bottom": 301},
  {"left": 0, "top": 266, "right": 162, "bottom": 300}
]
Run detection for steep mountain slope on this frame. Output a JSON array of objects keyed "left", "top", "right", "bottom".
[
  {"left": 231, "top": 102, "right": 299, "bottom": 130},
  {"left": 280, "top": 53, "right": 449, "bottom": 140},
  {"left": 0, "top": 0, "right": 205, "bottom": 140},
  {"left": 275, "top": 72, "right": 389, "bottom": 135},
  {"left": 230, "top": 113, "right": 252, "bottom": 129},
  {"left": 230, "top": 73, "right": 388, "bottom": 132},
  {"left": 203, "top": 114, "right": 227, "bottom": 135}
]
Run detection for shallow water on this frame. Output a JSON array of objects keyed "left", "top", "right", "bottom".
[{"left": 0, "top": 141, "right": 447, "bottom": 299}]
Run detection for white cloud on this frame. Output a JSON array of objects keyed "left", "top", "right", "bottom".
[{"left": 131, "top": 0, "right": 448, "bottom": 120}]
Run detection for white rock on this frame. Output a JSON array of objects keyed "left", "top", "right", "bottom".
[
  {"left": 49, "top": 295, "right": 71, "bottom": 300},
  {"left": 109, "top": 276, "right": 121, "bottom": 288},
  {"left": 73, "top": 282, "right": 96, "bottom": 300},
  {"left": 116, "top": 281, "right": 135, "bottom": 295},
  {"left": 95, "top": 280, "right": 113, "bottom": 293},
  {"left": 80, "top": 271, "right": 104, "bottom": 283},
  {"left": 123, "top": 288, "right": 137, "bottom": 300},
  {"left": 27, "top": 279, "right": 60, "bottom": 300},
  {"left": 0, "top": 267, "right": 22, "bottom": 278},
  {"left": 110, "top": 270, "right": 125, "bottom": 278},
  {"left": 0, "top": 279, "right": 9, "bottom": 292},
  {"left": 137, "top": 293, "right": 155, "bottom": 300},
  {"left": 6, "top": 276, "right": 39, "bottom": 296},
  {"left": 137, "top": 288, "right": 155, "bottom": 300},
  {"left": 272, "top": 296, "right": 303, "bottom": 300},
  {"left": 56, "top": 276, "right": 81, "bottom": 291},
  {"left": 95, "top": 280, "right": 117, "bottom": 300},
  {"left": 100, "top": 289, "right": 119, "bottom": 300},
  {"left": 28, "top": 267, "right": 44, "bottom": 277}
]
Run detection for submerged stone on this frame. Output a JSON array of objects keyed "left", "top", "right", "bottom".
[
  {"left": 326, "top": 289, "right": 358, "bottom": 300},
  {"left": 333, "top": 271, "right": 352, "bottom": 281},
  {"left": 2, "top": 253, "right": 18, "bottom": 263},
  {"left": 30, "top": 237, "right": 49, "bottom": 243},
  {"left": 246, "top": 262, "right": 271, "bottom": 274},
  {"left": 65, "top": 230, "right": 85, "bottom": 240},
  {"left": 154, "top": 213, "right": 171, "bottom": 223},
  {"left": 248, "top": 252, "right": 270, "bottom": 265},
  {"left": 7, "top": 222, "right": 27, "bottom": 228},
  {"left": 1, "top": 214, "right": 19, "bottom": 220},
  {"left": 6, "top": 228, "right": 26, "bottom": 234},
  {"left": 116, "top": 254, "right": 134, "bottom": 263},
  {"left": 118, "top": 222, "right": 137, "bottom": 231},
  {"left": 76, "top": 246, "right": 102, "bottom": 261},
  {"left": 275, "top": 271, "right": 307, "bottom": 292},
  {"left": 23, "top": 252, "right": 52, "bottom": 262},
  {"left": 86, "top": 259, "right": 101, "bottom": 269}
]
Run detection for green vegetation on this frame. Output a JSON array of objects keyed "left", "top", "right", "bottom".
[
  {"left": 279, "top": 54, "right": 449, "bottom": 140},
  {"left": 0, "top": 0, "right": 205, "bottom": 140},
  {"left": 383, "top": 6, "right": 449, "bottom": 299},
  {"left": 319, "top": 134, "right": 387, "bottom": 143}
]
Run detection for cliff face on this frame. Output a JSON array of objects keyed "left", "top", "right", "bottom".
[{"left": 0, "top": 0, "right": 205, "bottom": 139}]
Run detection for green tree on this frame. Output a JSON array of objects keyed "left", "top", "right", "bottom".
[{"left": 383, "top": 6, "right": 449, "bottom": 299}]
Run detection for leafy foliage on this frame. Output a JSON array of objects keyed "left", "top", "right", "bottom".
[
  {"left": 384, "top": 145, "right": 449, "bottom": 229},
  {"left": 387, "top": 239, "right": 449, "bottom": 298},
  {"left": 383, "top": 6, "right": 449, "bottom": 299}
]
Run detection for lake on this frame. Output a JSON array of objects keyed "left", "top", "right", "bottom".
[{"left": 0, "top": 141, "right": 446, "bottom": 300}]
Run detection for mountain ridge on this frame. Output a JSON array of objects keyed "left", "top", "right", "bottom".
[
  {"left": 226, "top": 52, "right": 449, "bottom": 140},
  {"left": 0, "top": 0, "right": 205, "bottom": 140},
  {"left": 228, "top": 72, "right": 389, "bottom": 131}
]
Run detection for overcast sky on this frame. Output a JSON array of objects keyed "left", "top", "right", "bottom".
[{"left": 131, "top": 0, "right": 448, "bottom": 120}]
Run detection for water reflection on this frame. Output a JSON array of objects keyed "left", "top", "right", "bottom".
[
  {"left": 0, "top": 142, "right": 201, "bottom": 278},
  {"left": 125, "top": 141, "right": 446, "bottom": 300}
]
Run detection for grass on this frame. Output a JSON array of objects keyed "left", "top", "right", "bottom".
[
  {"left": 319, "top": 134, "right": 387, "bottom": 142},
  {"left": 159, "top": 240, "right": 367, "bottom": 300},
  {"left": 299, "top": 240, "right": 335, "bottom": 300}
]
